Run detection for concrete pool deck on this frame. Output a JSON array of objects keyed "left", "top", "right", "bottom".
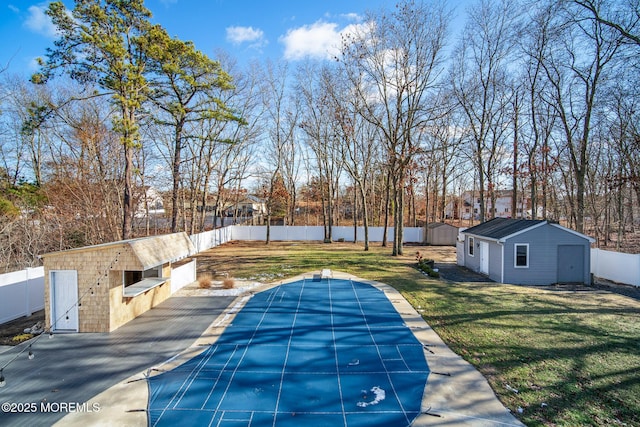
[{"left": 54, "top": 271, "right": 523, "bottom": 427}]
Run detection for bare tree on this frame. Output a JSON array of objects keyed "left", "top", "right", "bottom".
[
  {"left": 537, "top": 0, "right": 623, "bottom": 232},
  {"left": 518, "top": 6, "right": 562, "bottom": 220},
  {"left": 261, "top": 60, "right": 300, "bottom": 243},
  {"left": 574, "top": 0, "right": 640, "bottom": 45},
  {"left": 324, "top": 67, "right": 379, "bottom": 250},
  {"left": 421, "top": 92, "right": 466, "bottom": 224},
  {"left": 451, "top": 0, "right": 520, "bottom": 223},
  {"left": 339, "top": 0, "right": 450, "bottom": 255},
  {"left": 298, "top": 63, "right": 344, "bottom": 242}
]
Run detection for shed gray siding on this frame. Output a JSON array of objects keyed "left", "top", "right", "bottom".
[
  {"left": 461, "top": 220, "right": 593, "bottom": 285},
  {"left": 487, "top": 241, "right": 502, "bottom": 282},
  {"left": 463, "top": 236, "right": 502, "bottom": 282},
  {"left": 464, "top": 236, "right": 480, "bottom": 272},
  {"left": 502, "top": 224, "right": 591, "bottom": 285}
]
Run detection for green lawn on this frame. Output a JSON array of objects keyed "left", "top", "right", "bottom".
[{"left": 197, "top": 241, "right": 640, "bottom": 426}]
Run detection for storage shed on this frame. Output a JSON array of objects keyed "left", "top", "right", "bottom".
[
  {"left": 459, "top": 218, "right": 594, "bottom": 285},
  {"left": 425, "top": 222, "right": 459, "bottom": 246},
  {"left": 41, "top": 233, "right": 195, "bottom": 333}
]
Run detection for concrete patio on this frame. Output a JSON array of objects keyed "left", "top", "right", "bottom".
[
  {"left": 1, "top": 272, "right": 524, "bottom": 426},
  {"left": 0, "top": 294, "right": 235, "bottom": 427}
]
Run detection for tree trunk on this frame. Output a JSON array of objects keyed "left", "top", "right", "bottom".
[
  {"left": 266, "top": 211, "right": 271, "bottom": 244},
  {"left": 352, "top": 184, "right": 358, "bottom": 243},
  {"left": 512, "top": 107, "right": 519, "bottom": 219},
  {"left": 358, "top": 182, "right": 370, "bottom": 251},
  {"left": 382, "top": 169, "right": 391, "bottom": 247},
  {"left": 394, "top": 180, "right": 405, "bottom": 256},
  {"left": 171, "top": 120, "right": 184, "bottom": 233},
  {"left": 122, "top": 141, "right": 134, "bottom": 240}
]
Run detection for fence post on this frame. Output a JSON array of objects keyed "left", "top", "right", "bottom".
[{"left": 25, "top": 268, "right": 32, "bottom": 317}]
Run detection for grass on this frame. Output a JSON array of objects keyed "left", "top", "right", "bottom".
[{"left": 194, "top": 241, "right": 640, "bottom": 426}]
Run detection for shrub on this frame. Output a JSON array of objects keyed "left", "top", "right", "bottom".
[
  {"left": 416, "top": 256, "right": 439, "bottom": 278},
  {"left": 12, "top": 333, "right": 33, "bottom": 343},
  {"left": 198, "top": 275, "right": 212, "bottom": 289},
  {"left": 222, "top": 278, "right": 235, "bottom": 289}
]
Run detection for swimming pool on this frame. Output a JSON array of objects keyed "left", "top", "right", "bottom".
[{"left": 147, "top": 277, "right": 430, "bottom": 426}]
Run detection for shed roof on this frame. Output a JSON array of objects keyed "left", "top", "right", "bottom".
[
  {"left": 426, "top": 222, "right": 458, "bottom": 230},
  {"left": 461, "top": 218, "right": 594, "bottom": 243},
  {"left": 126, "top": 233, "right": 195, "bottom": 270},
  {"left": 461, "top": 218, "right": 547, "bottom": 240},
  {"left": 41, "top": 232, "right": 195, "bottom": 271}
]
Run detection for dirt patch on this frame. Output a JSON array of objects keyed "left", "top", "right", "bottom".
[{"left": 0, "top": 310, "right": 45, "bottom": 346}]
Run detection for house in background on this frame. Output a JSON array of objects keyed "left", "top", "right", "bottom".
[
  {"left": 223, "top": 195, "right": 266, "bottom": 221},
  {"left": 446, "top": 190, "right": 541, "bottom": 220},
  {"left": 41, "top": 232, "right": 195, "bottom": 333},
  {"left": 189, "top": 193, "right": 267, "bottom": 226},
  {"left": 135, "top": 186, "right": 165, "bottom": 218},
  {"left": 459, "top": 218, "right": 594, "bottom": 285}
]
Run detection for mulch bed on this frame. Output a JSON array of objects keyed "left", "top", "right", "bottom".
[{"left": 0, "top": 310, "right": 45, "bottom": 347}]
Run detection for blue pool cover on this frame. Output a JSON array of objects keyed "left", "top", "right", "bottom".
[{"left": 147, "top": 278, "right": 430, "bottom": 426}]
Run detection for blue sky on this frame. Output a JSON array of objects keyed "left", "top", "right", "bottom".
[{"left": 0, "top": 0, "right": 420, "bottom": 75}]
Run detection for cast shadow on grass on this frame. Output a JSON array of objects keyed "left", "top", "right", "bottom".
[{"left": 406, "top": 267, "right": 640, "bottom": 426}]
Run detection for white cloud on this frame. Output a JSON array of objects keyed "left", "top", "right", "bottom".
[
  {"left": 226, "top": 26, "right": 266, "bottom": 47},
  {"left": 280, "top": 20, "right": 366, "bottom": 61},
  {"left": 8, "top": 5, "right": 20, "bottom": 13},
  {"left": 341, "top": 13, "right": 361, "bottom": 21},
  {"left": 24, "top": 5, "right": 58, "bottom": 38}
]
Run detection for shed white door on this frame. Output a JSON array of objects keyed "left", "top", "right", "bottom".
[
  {"left": 479, "top": 241, "right": 489, "bottom": 275},
  {"left": 50, "top": 270, "right": 79, "bottom": 332}
]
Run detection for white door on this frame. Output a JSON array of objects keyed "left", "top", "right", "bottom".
[
  {"left": 479, "top": 242, "right": 489, "bottom": 275},
  {"left": 50, "top": 270, "right": 79, "bottom": 332}
]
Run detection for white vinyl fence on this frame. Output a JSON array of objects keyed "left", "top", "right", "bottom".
[
  {"left": 591, "top": 248, "right": 640, "bottom": 287},
  {"left": 195, "top": 225, "right": 425, "bottom": 252},
  {"left": 4, "top": 228, "right": 639, "bottom": 326},
  {"left": 170, "top": 259, "right": 197, "bottom": 293},
  {"left": 0, "top": 267, "right": 45, "bottom": 324},
  {"left": 190, "top": 226, "right": 234, "bottom": 253}
]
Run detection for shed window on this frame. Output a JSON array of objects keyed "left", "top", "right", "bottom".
[
  {"left": 515, "top": 244, "right": 529, "bottom": 268},
  {"left": 468, "top": 237, "right": 475, "bottom": 256},
  {"left": 124, "top": 266, "right": 162, "bottom": 287},
  {"left": 122, "top": 265, "right": 167, "bottom": 297}
]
